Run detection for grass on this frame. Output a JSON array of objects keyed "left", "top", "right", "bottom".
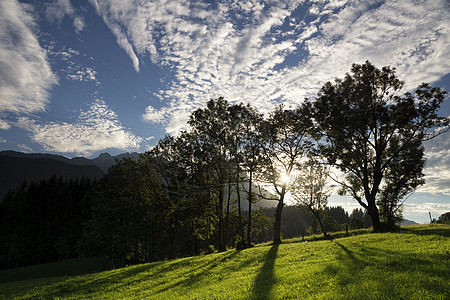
[
  {"left": 0, "top": 224, "right": 449, "bottom": 299},
  {"left": 0, "top": 257, "right": 110, "bottom": 284}
]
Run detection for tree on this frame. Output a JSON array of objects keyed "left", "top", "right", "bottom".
[
  {"left": 150, "top": 133, "right": 217, "bottom": 255},
  {"left": 0, "top": 176, "right": 96, "bottom": 269},
  {"left": 350, "top": 208, "right": 366, "bottom": 229},
  {"left": 311, "top": 61, "right": 449, "bottom": 231},
  {"left": 437, "top": 212, "right": 450, "bottom": 224},
  {"left": 259, "top": 104, "right": 313, "bottom": 244},
  {"left": 226, "top": 103, "right": 262, "bottom": 247},
  {"left": 189, "top": 98, "right": 233, "bottom": 252},
  {"left": 238, "top": 105, "right": 264, "bottom": 247},
  {"left": 327, "top": 206, "right": 350, "bottom": 225},
  {"left": 292, "top": 156, "right": 331, "bottom": 238}
]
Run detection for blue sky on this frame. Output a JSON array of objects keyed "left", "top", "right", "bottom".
[{"left": 1, "top": 0, "right": 449, "bottom": 223}]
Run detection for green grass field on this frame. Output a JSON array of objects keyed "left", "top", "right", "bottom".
[{"left": 1, "top": 224, "right": 449, "bottom": 299}]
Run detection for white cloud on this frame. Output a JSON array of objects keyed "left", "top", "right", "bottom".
[
  {"left": 45, "top": 0, "right": 86, "bottom": 34},
  {"left": 66, "top": 67, "right": 99, "bottom": 84},
  {"left": 142, "top": 105, "right": 170, "bottom": 123},
  {"left": 0, "top": 119, "right": 11, "bottom": 130},
  {"left": 419, "top": 131, "right": 450, "bottom": 195},
  {"left": 89, "top": 0, "right": 140, "bottom": 72},
  {"left": 91, "top": 0, "right": 449, "bottom": 137},
  {"left": 18, "top": 143, "right": 32, "bottom": 152},
  {"left": 0, "top": 137, "right": 6, "bottom": 143},
  {"left": 403, "top": 200, "right": 450, "bottom": 223},
  {"left": 45, "top": 0, "right": 74, "bottom": 24},
  {"left": 73, "top": 15, "right": 86, "bottom": 34},
  {"left": 0, "top": 0, "right": 57, "bottom": 115},
  {"left": 17, "top": 99, "right": 144, "bottom": 156}
]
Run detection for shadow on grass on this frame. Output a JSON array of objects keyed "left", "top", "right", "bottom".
[
  {"left": 251, "top": 244, "right": 278, "bottom": 300},
  {"left": 328, "top": 240, "right": 450, "bottom": 298},
  {"left": 147, "top": 249, "right": 245, "bottom": 296},
  {"left": 399, "top": 224, "right": 450, "bottom": 237}
]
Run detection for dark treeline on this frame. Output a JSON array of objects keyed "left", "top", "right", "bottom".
[
  {"left": 0, "top": 61, "right": 447, "bottom": 269},
  {"left": 0, "top": 176, "right": 96, "bottom": 269},
  {"left": 0, "top": 172, "right": 371, "bottom": 269}
]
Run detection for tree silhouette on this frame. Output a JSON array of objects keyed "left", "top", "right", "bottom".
[
  {"left": 310, "top": 61, "right": 448, "bottom": 231},
  {"left": 259, "top": 104, "right": 313, "bottom": 244}
]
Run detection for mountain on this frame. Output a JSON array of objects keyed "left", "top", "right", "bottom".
[
  {"left": 0, "top": 151, "right": 139, "bottom": 200},
  {"left": 400, "top": 219, "right": 419, "bottom": 226}
]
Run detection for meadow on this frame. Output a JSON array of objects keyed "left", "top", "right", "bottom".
[{"left": 0, "top": 224, "right": 448, "bottom": 299}]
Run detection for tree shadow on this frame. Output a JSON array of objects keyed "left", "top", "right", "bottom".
[
  {"left": 151, "top": 250, "right": 242, "bottom": 294},
  {"left": 327, "top": 241, "right": 450, "bottom": 298},
  {"left": 251, "top": 244, "right": 279, "bottom": 300},
  {"left": 400, "top": 225, "right": 450, "bottom": 237}
]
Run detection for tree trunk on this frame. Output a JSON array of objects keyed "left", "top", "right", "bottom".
[
  {"left": 273, "top": 187, "right": 286, "bottom": 244},
  {"left": 224, "top": 183, "right": 232, "bottom": 247},
  {"left": 236, "top": 163, "right": 244, "bottom": 238},
  {"left": 316, "top": 211, "right": 328, "bottom": 238},
  {"left": 367, "top": 197, "right": 382, "bottom": 231},
  {"left": 218, "top": 186, "right": 226, "bottom": 252},
  {"left": 247, "top": 168, "right": 253, "bottom": 247}
]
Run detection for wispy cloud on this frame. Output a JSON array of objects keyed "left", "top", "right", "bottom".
[
  {"left": 419, "top": 132, "right": 450, "bottom": 195},
  {"left": 45, "top": 0, "right": 86, "bottom": 34},
  {"left": 403, "top": 200, "right": 450, "bottom": 223},
  {"left": 18, "top": 143, "right": 32, "bottom": 152},
  {"left": 89, "top": 0, "right": 140, "bottom": 72},
  {"left": 0, "top": 119, "right": 11, "bottom": 130},
  {"left": 17, "top": 99, "right": 144, "bottom": 156},
  {"left": 46, "top": 44, "right": 100, "bottom": 85},
  {"left": 0, "top": 137, "right": 6, "bottom": 143},
  {"left": 91, "top": 0, "right": 449, "bottom": 135},
  {"left": 0, "top": 0, "right": 57, "bottom": 115}
]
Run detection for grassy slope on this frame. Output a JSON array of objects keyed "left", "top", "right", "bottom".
[{"left": 1, "top": 224, "right": 449, "bottom": 299}]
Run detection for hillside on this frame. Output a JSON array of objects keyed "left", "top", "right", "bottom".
[
  {"left": 1, "top": 224, "right": 448, "bottom": 299},
  {"left": 0, "top": 155, "right": 103, "bottom": 199},
  {"left": 0, "top": 151, "right": 139, "bottom": 199}
]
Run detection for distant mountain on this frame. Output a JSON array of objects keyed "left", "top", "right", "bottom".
[
  {"left": 401, "top": 219, "right": 419, "bottom": 226},
  {"left": 0, "top": 151, "right": 140, "bottom": 200},
  {"left": 90, "top": 152, "right": 140, "bottom": 172}
]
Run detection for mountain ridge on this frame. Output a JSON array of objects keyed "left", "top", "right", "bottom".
[{"left": 0, "top": 150, "right": 139, "bottom": 199}]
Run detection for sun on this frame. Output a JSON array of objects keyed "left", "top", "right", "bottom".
[{"left": 280, "top": 172, "right": 290, "bottom": 184}]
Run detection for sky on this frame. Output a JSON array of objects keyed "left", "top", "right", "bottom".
[{"left": 0, "top": 0, "right": 449, "bottom": 223}]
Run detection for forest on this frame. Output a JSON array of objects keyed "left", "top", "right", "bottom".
[{"left": 0, "top": 61, "right": 448, "bottom": 269}]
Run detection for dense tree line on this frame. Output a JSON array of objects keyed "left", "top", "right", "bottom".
[
  {"left": 0, "top": 176, "right": 96, "bottom": 269},
  {"left": 1, "top": 61, "right": 447, "bottom": 268}
]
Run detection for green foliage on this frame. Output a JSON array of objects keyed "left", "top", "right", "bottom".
[
  {"left": 322, "top": 215, "right": 340, "bottom": 234},
  {"left": 2, "top": 225, "right": 448, "bottom": 299},
  {"left": 83, "top": 153, "right": 209, "bottom": 266},
  {"left": 311, "top": 61, "right": 448, "bottom": 231},
  {"left": 2, "top": 65, "right": 447, "bottom": 273},
  {"left": 437, "top": 212, "right": 450, "bottom": 224},
  {"left": 259, "top": 104, "right": 314, "bottom": 244}
]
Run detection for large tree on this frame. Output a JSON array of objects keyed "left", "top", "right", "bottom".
[
  {"left": 188, "top": 97, "right": 235, "bottom": 251},
  {"left": 311, "top": 61, "right": 448, "bottom": 231},
  {"left": 259, "top": 105, "right": 313, "bottom": 244}
]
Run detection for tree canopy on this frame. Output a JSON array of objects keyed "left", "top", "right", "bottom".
[{"left": 310, "top": 61, "right": 448, "bottom": 231}]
